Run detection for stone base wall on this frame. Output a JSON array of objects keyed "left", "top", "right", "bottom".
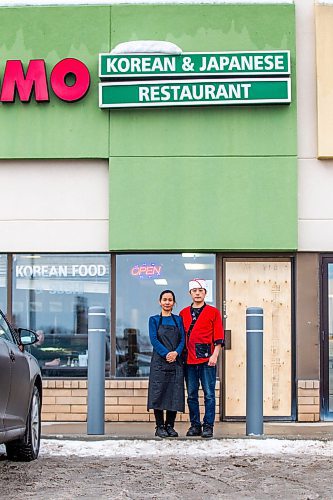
[
  {"left": 297, "top": 380, "right": 320, "bottom": 422},
  {"left": 41, "top": 379, "right": 220, "bottom": 422}
]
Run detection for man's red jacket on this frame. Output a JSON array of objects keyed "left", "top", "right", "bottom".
[{"left": 180, "top": 304, "right": 224, "bottom": 364}]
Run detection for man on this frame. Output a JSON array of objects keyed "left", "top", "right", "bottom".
[{"left": 180, "top": 279, "right": 224, "bottom": 438}]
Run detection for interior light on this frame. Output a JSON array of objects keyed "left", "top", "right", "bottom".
[
  {"left": 184, "top": 263, "right": 214, "bottom": 270},
  {"left": 154, "top": 279, "right": 168, "bottom": 285},
  {"left": 181, "top": 253, "right": 207, "bottom": 258},
  {"left": 19, "top": 255, "right": 41, "bottom": 259}
]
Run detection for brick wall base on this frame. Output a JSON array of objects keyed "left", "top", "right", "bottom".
[
  {"left": 42, "top": 379, "right": 220, "bottom": 423},
  {"left": 43, "top": 379, "right": 323, "bottom": 423},
  {"left": 297, "top": 380, "right": 320, "bottom": 422}
]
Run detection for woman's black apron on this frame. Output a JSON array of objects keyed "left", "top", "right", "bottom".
[{"left": 147, "top": 314, "right": 185, "bottom": 412}]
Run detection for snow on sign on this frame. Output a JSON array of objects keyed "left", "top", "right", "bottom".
[
  {"left": 99, "top": 78, "right": 291, "bottom": 108},
  {"left": 99, "top": 51, "right": 290, "bottom": 78}
]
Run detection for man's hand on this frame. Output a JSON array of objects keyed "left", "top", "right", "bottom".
[
  {"left": 208, "top": 354, "right": 218, "bottom": 366},
  {"left": 166, "top": 351, "right": 178, "bottom": 363},
  {"left": 208, "top": 344, "right": 222, "bottom": 366}
]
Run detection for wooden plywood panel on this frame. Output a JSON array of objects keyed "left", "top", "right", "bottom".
[{"left": 225, "top": 260, "right": 291, "bottom": 417}]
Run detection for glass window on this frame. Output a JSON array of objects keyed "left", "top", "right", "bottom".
[
  {"left": 0, "top": 254, "right": 7, "bottom": 313},
  {"left": 116, "top": 253, "right": 215, "bottom": 377},
  {"left": 12, "top": 254, "right": 110, "bottom": 378},
  {"left": 0, "top": 311, "right": 14, "bottom": 343}
]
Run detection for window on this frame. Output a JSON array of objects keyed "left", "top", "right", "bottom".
[
  {"left": 0, "top": 254, "right": 7, "bottom": 313},
  {"left": 322, "top": 260, "right": 333, "bottom": 417},
  {"left": 12, "top": 254, "right": 111, "bottom": 378},
  {"left": 0, "top": 311, "right": 14, "bottom": 343},
  {"left": 116, "top": 253, "right": 215, "bottom": 377}
]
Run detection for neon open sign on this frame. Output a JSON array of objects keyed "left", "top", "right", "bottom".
[{"left": 131, "top": 264, "right": 162, "bottom": 279}]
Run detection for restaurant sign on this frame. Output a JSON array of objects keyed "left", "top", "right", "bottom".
[
  {"left": 99, "top": 51, "right": 290, "bottom": 79},
  {"left": 98, "top": 48, "right": 291, "bottom": 109},
  {"left": 99, "top": 78, "right": 290, "bottom": 108}
]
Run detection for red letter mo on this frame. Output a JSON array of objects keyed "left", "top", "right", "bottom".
[
  {"left": 0, "top": 58, "right": 90, "bottom": 103},
  {"left": 50, "top": 58, "right": 90, "bottom": 102},
  {"left": 1, "top": 60, "right": 49, "bottom": 102}
]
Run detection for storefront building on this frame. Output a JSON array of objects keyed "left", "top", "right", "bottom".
[
  {"left": 296, "top": 0, "right": 333, "bottom": 422},
  {"left": 0, "top": 1, "right": 308, "bottom": 423}
]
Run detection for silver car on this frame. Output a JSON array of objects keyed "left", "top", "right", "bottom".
[{"left": 0, "top": 309, "right": 42, "bottom": 461}]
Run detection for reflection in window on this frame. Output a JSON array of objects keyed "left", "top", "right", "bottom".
[
  {"left": 0, "top": 255, "right": 7, "bottom": 313},
  {"left": 12, "top": 254, "right": 111, "bottom": 378},
  {"left": 116, "top": 254, "right": 215, "bottom": 377}
]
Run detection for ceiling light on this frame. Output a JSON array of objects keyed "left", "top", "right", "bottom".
[
  {"left": 181, "top": 253, "right": 207, "bottom": 258},
  {"left": 154, "top": 279, "right": 168, "bottom": 285},
  {"left": 184, "top": 263, "right": 214, "bottom": 270}
]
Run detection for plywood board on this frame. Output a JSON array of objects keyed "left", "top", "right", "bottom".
[{"left": 224, "top": 260, "right": 291, "bottom": 417}]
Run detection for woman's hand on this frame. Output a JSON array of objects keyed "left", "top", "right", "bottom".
[{"left": 166, "top": 351, "right": 178, "bottom": 363}]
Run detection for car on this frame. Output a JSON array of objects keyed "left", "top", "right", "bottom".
[{"left": 0, "top": 309, "right": 42, "bottom": 461}]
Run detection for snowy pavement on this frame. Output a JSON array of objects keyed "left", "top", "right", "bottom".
[
  {"left": 2, "top": 438, "right": 333, "bottom": 499},
  {"left": 39, "top": 438, "right": 333, "bottom": 458},
  {"left": 1, "top": 437, "right": 333, "bottom": 459}
]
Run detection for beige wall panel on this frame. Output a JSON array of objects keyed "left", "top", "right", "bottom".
[
  {"left": 0, "top": 220, "right": 109, "bottom": 252},
  {"left": 0, "top": 160, "right": 109, "bottom": 251},
  {"left": 0, "top": 160, "right": 108, "bottom": 220},
  {"left": 315, "top": 5, "right": 333, "bottom": 158},
  {"left": 225, "top": 260, "right": 291, "bottom": 418},
  {"left": 298, "top": 155, "right": 333, "bottom": 252},
  {"left": 299, "top": 158, "right": 333, "bottom": 219},
  {"left": 299, "top": 220, "right": 333, "bottom": 251},
  {"left": 295, "top": 0, "right": 317, "bottom": 159}
]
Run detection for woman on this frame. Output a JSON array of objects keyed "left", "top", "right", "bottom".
[{"left": 147, "top": 290, "right": 185, "bottom": 438}]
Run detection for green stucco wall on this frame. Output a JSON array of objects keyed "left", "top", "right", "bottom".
[
  {"left": 0, "top": 4, "right": 297, "bottom": 251},
  {"left": 110, "top": 156, "right": 297, "bottom": 251},
  {"left": 0, "top": 6, "right": 110, "bottom": 158},
  {"left": 108, "top": 4, "right": 297, "bottom": 251}
]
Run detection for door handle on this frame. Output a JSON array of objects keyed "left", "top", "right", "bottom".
[{"left": 9, "top": 350, "right": 15, "bottom": 362}]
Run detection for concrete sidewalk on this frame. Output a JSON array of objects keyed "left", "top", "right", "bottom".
[{"left": 41, "top": 421, "right": 333, "bottom": 441}]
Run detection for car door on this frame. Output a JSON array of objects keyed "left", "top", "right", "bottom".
[
  {"left": 0, "top": 313, "right": 30, "bottom": 429},
  {"left": 0, "top": 336, "right": 11, "bottom": 432}
]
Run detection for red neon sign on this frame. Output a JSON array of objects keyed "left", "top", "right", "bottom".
[
  {"left": 0, "top": 58, "right": 90, "bottom": 103},
  {"left": 131, "top": 264, "right": 162, "bottom": 278}
]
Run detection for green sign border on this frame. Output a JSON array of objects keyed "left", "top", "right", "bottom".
[
  {"left": 99, "top": 50, "right": 290, "bottom": 79},
  {"left": 99, "top": 77, "right": 291, "bottom": 109}
]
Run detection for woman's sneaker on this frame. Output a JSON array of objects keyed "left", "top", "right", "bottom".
[
  {"left": 155, "top": 425, "right": 169, "bottom": 438},
  {"left": 165, "top": 424, "right": 178, "bottom": 437}
]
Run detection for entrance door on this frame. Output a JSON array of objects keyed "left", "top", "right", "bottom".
[
  {"left": 223, "top": 258, "right": 292, "bottom": 419},
  {"left": 321, "top": 258, "right": 333, "bottom": 420}
]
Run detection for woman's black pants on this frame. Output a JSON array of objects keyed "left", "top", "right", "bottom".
[{"left": 154, "top": 409, "right": 177, "bottom": 427}]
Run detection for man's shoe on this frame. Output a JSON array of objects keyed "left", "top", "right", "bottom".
[
  {"left": 201, "top": 424, "right": 213, "bottom": 438},
  {"left": 165, "top": 424, "right": 178, "bottom": 437},
  {"left": 155, "top": 425, "right": 169, "bottom": 438},
  {"left": 186, "top": 424, "right": 202, "bottom": 437}
]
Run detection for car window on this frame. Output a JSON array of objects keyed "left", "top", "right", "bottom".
[{"left": 0, "top": 314, "right": 15, "bottom": 344}]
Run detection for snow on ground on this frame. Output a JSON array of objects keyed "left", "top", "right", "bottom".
[{"left": 39, "top": 438, "right": 333, "bottom": 458}]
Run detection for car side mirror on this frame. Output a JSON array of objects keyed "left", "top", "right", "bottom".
[{"left": 18, "top": 328, "right": 38, "bottom": 346}]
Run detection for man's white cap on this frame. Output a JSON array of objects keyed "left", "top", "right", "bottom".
[{"left": 189, "top": 279, "right": 208, "bottom": 291}]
